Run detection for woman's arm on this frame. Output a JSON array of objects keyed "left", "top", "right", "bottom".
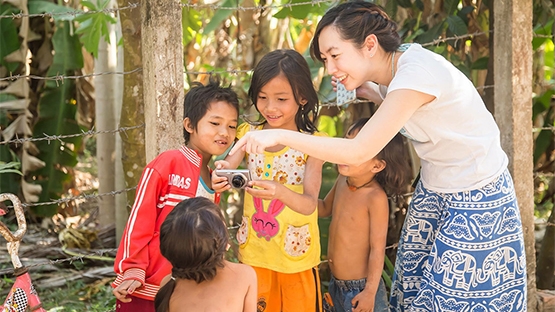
[
  {"left": 231, "top": 89, "right": 434, "bottom": 165},
  {"left": 318, "top": 178, "right": 337, "bottom": 218},
  {"left": 223, "top": 144, "right": 245, "bottom": 169},
  {"left": 246, "top": 156, "right": 324, "bottom": 215},
  {"left": 356, "top": 81, "right": 384, "bottom": 105}
]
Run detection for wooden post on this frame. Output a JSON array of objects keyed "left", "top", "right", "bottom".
[
  {"left": 493, "top": 1, "right": 537, "bottom": 310},
  {"left": 95, "top": 0, "right": 117, "bottom": 227},
  {"left": 141, "top": 0, "right": 184, "bottom": 162}
]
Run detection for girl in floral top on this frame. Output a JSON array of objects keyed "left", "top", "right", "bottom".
[{"left": 212, "top": 49, "right": 324, "bottom": 312}]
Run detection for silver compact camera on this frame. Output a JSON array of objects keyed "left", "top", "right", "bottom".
[{"left": 214, "top": 169, "right": 252, "bottom": 189}]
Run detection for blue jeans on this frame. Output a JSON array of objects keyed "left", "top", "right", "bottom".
[{"left": 323, "top": 275, "right": 389, "bottom": 312}]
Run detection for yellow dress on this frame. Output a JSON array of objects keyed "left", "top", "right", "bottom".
[{"left": 236, "top": 123, "right": 322, "bottom": 273}]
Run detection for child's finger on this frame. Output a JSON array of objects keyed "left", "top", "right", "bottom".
[
  {"left": 213, "top": 182, "right": 230, "bottom": 193},
  {"left": 214, "top": 160, "right": 229, "bottom": 169}
]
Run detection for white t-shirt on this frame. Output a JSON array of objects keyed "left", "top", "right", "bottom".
[{"left": 386, "top": 44, "right": 508, "bottom": 193}]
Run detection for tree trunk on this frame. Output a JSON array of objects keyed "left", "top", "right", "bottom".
[
  {"left": 493, "top": 1, "right": 537, "bottom": 310},
  {"left": 116, "top": 0, "right": 146, "bottom": 241},
  {"left": 141, "top": 0, "right": 184, "bottom": 162}
]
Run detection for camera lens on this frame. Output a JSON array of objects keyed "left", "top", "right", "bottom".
[{"left": 231, "top": 175, "right": 247, "bottom": 188}]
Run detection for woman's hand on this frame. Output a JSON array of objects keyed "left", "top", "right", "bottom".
[
  {"left": 112, "top": 280, "right": 142, "bottom": 303},
  {"left": 355, "top": 81, "right": 382, "bottom": 104},
  {"left": 229, "top": 130, "right": 283, "bottom": 155},
  {"left": 211, "top": 160, "right": 232, "bottom": 192}
]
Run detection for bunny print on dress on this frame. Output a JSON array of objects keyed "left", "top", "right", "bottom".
[{"left": 251, "top": 197, "right": 285, "bottom": 241}]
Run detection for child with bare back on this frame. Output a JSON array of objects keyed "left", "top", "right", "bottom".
[
  {"left": 319, "top": 118, "right": 410, "bottom": 312},
  {"left": 154, "top": 197, "right": 257, "bottom": 312}
]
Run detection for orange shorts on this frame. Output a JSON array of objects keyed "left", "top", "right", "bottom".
[{"left": 253, "top": 266, "right": 322, "bottom": 312}]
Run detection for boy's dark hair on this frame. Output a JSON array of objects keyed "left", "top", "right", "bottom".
[
  {"left": 154, "top": 197, "right": 228, "bottom": 312},
  {"left": 348, "top": 118, "right": 410, "bottom": 196},
  {"left": 183, "top": 77, "right": 239, "bottom": 144},
  {"left": 310, "top": 1, "right": 401, "bottom": 63},
  {"left": 248, "top": 49, "right": 319, "bottom": 133}
]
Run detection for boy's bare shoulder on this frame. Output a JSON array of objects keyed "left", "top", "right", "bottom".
[
  {"left": 225, "top": 261, "right": 256, "bottom": 278},
  {"left": 361, "top": 184, "right": 388, "bottom": 209}
]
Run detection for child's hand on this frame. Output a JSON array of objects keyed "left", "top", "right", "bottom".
[
  {"left": 351, "top": 288, "right": 375, "bottom": 312},
  {"left": 331, "top": 76, "right": 382, "bottom": 105},
  {"left": 112, "top": 280, "right": 142, "bottom": 303},
  {"left": 211, "top": 161, "right": 232, "bottom": 192},
  {"left": 245, "top": 180, "right": 283, "bottom": 201},
  {"left": 331, "top": 75, "right": 339, "bottom": 92}
]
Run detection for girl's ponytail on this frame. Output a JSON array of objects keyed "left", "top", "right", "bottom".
[{"left": 154, "top": 278, "right": 177, "bottom": 312}]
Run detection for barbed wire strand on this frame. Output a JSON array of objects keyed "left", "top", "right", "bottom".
[
  {"left": 0, "top": 105, "right": 551, "bottom": 149},
  {"left": 181, "top": 0, "right": 333, "bottom": 10},
  {"left": 0, "top": 30, "right": 551, "bottom": 82},
  {"left": 0, "top": 3, "right": 139, "bottom": 20},
  {"left": 0, "top": 68, "right": 142, "bottom": 82},
  {"left": 21, "top": 187, "right": 137, "bottom": 208},
  {"left": 0, "top": 124, "right": 144, "bottom": 146}
]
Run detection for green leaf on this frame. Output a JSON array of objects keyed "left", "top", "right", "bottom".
[
  {"left": 274, "top": 0, "right": 312, "bottom": 19},
  {"left": 0, "top": 94, "right": 18, "bottom": 104},
  {"left": 532, "top": 89, "right": 554, "bottom": 119},
  {"left": 29, "top": 21, "right": 83, "bottom": 217},
  {"left": 0, "top": 161, "right": 21, "bottom": 175},
  {"left": 384, "top": 0, "right": 398, "bottom": 19},
  {"left": 0, "top": 147, "right": 21, "bottom": 194},
  {"left": 444, "top": 0, "right": 459, "bottom": 15},
  {"left": 48, "top": 21, "right": 84, "bottom": 77},
  {"left": 80, "top": 0, "right": 100, "bottom": 10},
  {"left": 0, "top": 4, "right": 21, "bottom": 72},
  {"left": 74, "top": 0, "right": 117, "bottom": 58},
  {"left": 534, "top": 130, "right": 553, "bottom": 165},
  {"left": 446, "top": 15, "right": 467, "bottom": 36},
  {"left": 28, "top": 0, "right": 77, "bottom": 21},
  {"left": 182, "top": 6, "right": 202, "bottom": 46},
  {"left": 317, "top": 76, "right": 334, "bottom": 104},
  {"left": 532, "top": 19, "right": 553, "bottom": 50},
  {"left": 458, "top": 5, "right": 475, "bottom": 16},
  {"left": 203, "top": 0, "right": 237, "bottom": 35},
  {"left": 397, "top": 0, "right": 413, "bottom": 9},
  {"left": 470, "top": 56, "right": 489, "bottom": 70},
  {"left": 416, "top": 21, "right": 444, "bottom": 45},
  {"left": 414, "top": 0, "right": 424, "bottom": 11}
]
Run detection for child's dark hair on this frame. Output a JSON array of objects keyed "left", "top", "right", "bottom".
[
  {"left": 310, "top": 1, "right": 401, "bottom": 63},
  {"left": 348, "top": 118, "right": 410, "bottom": 196},
  {"left": 183, "top": 77, "right": 240, "bottom": 144},
  {"left": 248, "top": 49, "right": 319, "bottom": 133},
  {"left": 154, "top": 197, "right": 228, "bottom": 312}
]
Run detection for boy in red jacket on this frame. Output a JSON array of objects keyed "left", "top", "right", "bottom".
[{"left": 112, "top": 79, "right": 239, "bottom": 312}]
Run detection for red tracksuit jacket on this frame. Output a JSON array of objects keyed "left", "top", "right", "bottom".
[{"left": 112, "top": 145, "right": 219, "bottom": 301}]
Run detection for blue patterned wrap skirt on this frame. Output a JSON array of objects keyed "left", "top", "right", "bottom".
[{"left": 389, "top": 169, "right": 527, "bottom": 311}]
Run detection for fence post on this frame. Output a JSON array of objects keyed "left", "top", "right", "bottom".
[
  {"left": 141, "top": 0, "right": 184, "bottom": 162},
  {"left": 493, "top": 1, "right": 537, "bottom": 310},
  {"left": 95, "top": 0, "right": 118, "bottom": 227}
]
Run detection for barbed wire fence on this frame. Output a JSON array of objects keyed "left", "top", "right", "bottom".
[{"left": 0, "top": 0, "right": 553, "bottom": 309}]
